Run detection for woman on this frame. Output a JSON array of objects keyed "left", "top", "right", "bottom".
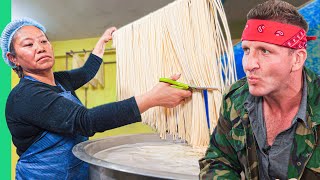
[{"left": 1, "top": 17, "right": 191, "bottom": 179}]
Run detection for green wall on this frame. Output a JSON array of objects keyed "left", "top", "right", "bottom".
[{"left": 0, "top": 0, "right": 11, "bottom": 179}]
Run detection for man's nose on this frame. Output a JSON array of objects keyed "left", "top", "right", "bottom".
[{"left": 243, "top": 51, "right": 259, "bottom": 72}]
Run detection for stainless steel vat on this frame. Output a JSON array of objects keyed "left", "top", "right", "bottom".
[{"left": 72, "top": 133, "right": 198, "bottom": 180}]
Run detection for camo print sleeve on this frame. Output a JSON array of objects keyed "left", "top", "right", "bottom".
[{"left": 199, "top": 92, "right": 242, "bottom": 180}]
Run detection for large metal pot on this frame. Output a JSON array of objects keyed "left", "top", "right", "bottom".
[{"left": 72, "top": 133, "right": 199, "bottom": 180}]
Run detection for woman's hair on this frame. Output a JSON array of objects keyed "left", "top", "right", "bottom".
[
  {"left": 1, "top": 17, "right": 46, "bottom": 68},
  {"left": 247, "top": 0, "right": 308, "bottom": 31},
  {"left": 9, "top": 35, "right": 24, "bottom": 78}
]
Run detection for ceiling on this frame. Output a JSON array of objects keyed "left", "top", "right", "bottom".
[
  {"left": 12, "top": 0, "right": 310, "bottom": 41},
  {"left": 12, "top": 0, "right": 175, "bottom": 41}
]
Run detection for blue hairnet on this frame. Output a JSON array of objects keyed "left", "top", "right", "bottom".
[{"left": 0, "top": 17, "right": 46, "bottom": 68}]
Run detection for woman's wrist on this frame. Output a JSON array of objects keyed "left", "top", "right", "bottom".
[
  {"left": 92, "top": 39, "right": 106, "bottom": 58},
  {"left": 135, "top": 92, "right": 155, "bottom": 114}
]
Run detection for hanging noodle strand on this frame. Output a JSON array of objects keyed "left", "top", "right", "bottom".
[{"left": 113, "top": 0, "right": 236, "bottom": 150}]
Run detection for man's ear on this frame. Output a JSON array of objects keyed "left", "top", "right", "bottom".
[
  {"left": 291, "top": 49, "right": 307, "bottom": 72},
  {"left": 6, "top": 52, "right": 18, "bottom": 66}
]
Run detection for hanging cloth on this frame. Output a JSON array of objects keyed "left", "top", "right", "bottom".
[
  {"left": 72, "top": 53, "right": 84, "bottom": 70},
  {"left": 94, "top": 61, "right": 105, "bottom": 87},
  {"left": 83, "top": 52, "right": 98, "bottom": 88},
  {"left": 91, "top": 53, "right": 105, "bottom": 88},
  {"left": 72, "top": 53, "right": 89, "bottom": 88},
  {"left": 16, "top": 76, "right": 89, "bottom": 180}
]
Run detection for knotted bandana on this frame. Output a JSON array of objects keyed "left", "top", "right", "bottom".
[{"left": 241, "top": 19, "right": 316, "bottom": 49}]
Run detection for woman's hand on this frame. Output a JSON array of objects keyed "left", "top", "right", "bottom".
[
  {"left": 92, "top": 27, "right": 117, "bottom": 58},
  {"left": 100, "top": 27, "right": 117, "bottom": 43},
  {"left": 135, "top": 73, "right": 192, "bottom": 113}
]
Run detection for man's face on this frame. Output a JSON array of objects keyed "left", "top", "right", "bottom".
[{"left": 242, "top": 40, "right": 294, "bottom": 97}]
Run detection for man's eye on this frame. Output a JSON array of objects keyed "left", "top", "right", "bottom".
[
  {"left": 243, "top": 48, "right": 250, "bottom": 54},
  {"left": 25, "top": 43, "right": 33, "bottom": 47},
  {"left": 41, "top": 40, "right": 48, "bottom": 43},
  {"left": 262, "top": 49, "right": 270, "bottom": 54}
]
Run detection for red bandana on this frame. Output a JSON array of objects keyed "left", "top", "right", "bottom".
[{"left": 241, "top": 19, "right": 317, "bottom": 49}]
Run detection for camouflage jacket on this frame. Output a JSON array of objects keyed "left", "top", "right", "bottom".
[{"left": 199, "top": 67, "right": 320, "bottom": 180}]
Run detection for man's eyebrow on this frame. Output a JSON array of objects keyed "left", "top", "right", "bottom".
[
  {"left": 241, "top": 45, "right": 248, "bottom": 49},
  {"left": 255, "top": 45, "right": 272, "bottom": 50}
]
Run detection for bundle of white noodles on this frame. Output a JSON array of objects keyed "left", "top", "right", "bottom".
[{"left": 113, "top": 0, "right": 236, "bottom": 149}]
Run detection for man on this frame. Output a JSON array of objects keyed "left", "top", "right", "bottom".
[{"left": 199, "top": 0, "right": 318, "bottom": 179}]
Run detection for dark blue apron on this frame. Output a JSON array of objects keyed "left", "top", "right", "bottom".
[{"left": 16, "top": 76, "right": 89, "bottom": 180}]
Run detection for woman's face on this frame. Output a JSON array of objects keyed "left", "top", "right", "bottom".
[{"left": 8, "top": 26, "right": 54, "bottom": 75}]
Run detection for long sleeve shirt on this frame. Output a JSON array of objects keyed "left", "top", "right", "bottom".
[
  {"left": 6, "top": 53, "right": 141, "bottom": 156},
  {"left": 199, "top": 67, "right": 320, "bottom": 179}
]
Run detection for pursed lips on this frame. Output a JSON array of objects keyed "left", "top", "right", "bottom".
[
  {"left": 247, "top": 75, "right": 259, "bottom": 84},
  {"left": 37, "top": 55, "right": 52, "bottom": 62}
]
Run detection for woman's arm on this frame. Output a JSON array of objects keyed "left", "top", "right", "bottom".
[
  {"left": 8, "top": 77, "right": 191, "bottom": 137},
  {"left": 92, "top": 27, "right": 116, "bottom": 58},
  {"left": 63, "top": 27, "right": 117, "bottom": 90}
]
